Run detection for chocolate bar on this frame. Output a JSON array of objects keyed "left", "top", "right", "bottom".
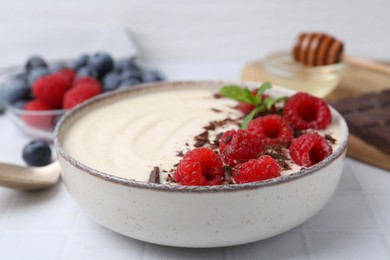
[{"left": 330, "top": 89, "right": 390, "bottom": 153}]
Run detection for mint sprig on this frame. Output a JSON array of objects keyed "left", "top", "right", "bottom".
[{"left": 219, "top": 81, "right": 288, "bottom": 129}]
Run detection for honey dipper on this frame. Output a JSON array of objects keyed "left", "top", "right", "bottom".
[
  {"left": 292, "top": 32, "right": 390, "bottom": 75},
  {"left": 293, "top": 33, "right": 344, "bottom": 66}
]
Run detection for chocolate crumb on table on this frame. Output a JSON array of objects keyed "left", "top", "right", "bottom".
[{"left": 148, "top": 167, "right": 161, "bottom": 184}]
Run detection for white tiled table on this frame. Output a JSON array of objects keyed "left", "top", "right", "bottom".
[{"left": 1, "top": 61, "right": 390, "bottom": 260}]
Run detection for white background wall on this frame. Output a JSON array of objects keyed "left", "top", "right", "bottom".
[{"left": 0, "top": 0, "right": 388, "bottom": 62}]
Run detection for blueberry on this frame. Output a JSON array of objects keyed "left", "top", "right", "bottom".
[
  {"left": 25, "top": 56, "right": 47, "bottom": 71},
  {"left": 22, "top": 140, "right": 52, "bottom": 166},
  {"left": 77, "top": 66, "right": 99, "bottom": 79},
  {"left": 120, "top": 69, "right": 142, "bottom": 81},
  {"left": 4, "top": 78, "right": 31, "bottom": 104},
  {"left": 114, "top": 57, "right": 139, "bottom": 72},
  {"left": 102, "top": 72, "right": 121, "bottom": 92},
  {"left": 27, "top": 67, "right": 50, "bottom": 85},
  {"left": 73, "top": 54, "right": 89, "bottom": 70},
  {"left": 12, "top": 73, "right": 27, "bottom": 81},
  {"left": 88, "top": 52, "right": 114, "bottom": 77},
  {"left": 50, "top": 62, "right": 68, "bottom": 73},
  {"left": 118, "top": 78, "right": 141, "bottom": 89},
  {"left": 141, "top": 70, "right": 164, "bottom": 82},
  {"left": 13, "top": 100, "right": 27, "bottom": 109}
]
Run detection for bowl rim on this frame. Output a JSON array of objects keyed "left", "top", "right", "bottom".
[{"left": 54, "top": 80, "right": 349, "bottom": 193}]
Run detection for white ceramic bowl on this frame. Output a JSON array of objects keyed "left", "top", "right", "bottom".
[{"left": 54, "top": 81, "right": 349, "bottom": 248}]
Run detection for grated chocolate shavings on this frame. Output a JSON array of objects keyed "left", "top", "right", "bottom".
[
  {"left": 222, "top": 165, "right": 233, "bottom": 179},
  {"left": 266, "top": 152, "right": 289, "bottom": 161},
  {"left": 277, "top": 160, "right": 291, "bottom": 170},
  {"left": 223, "top": 134, "right": 232, "bottom": 143},
  {"left": 148, "top": 167, "right": 161, "bottom": 184},
  {"left": 165, "top": 173, "right": 176, "bottom": 183},
  {"left": 213, "top": 93, "right": 223, "bottom": 99},
  {"left": 325, "top": 134, "right": 337, "bottom": 144},
  {"left": 211, "top": 108, "right": 222, "bottom": 113},
  {"left": 294, "top": 129, "right": 305, "bottom": 138},
  {"left": 194, "top": 131, "right": 210, "bottom": 148},
  {"left": 176, "top": 151, "right": 184, "bottom": 157}
]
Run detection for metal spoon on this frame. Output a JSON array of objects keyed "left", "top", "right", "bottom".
[{"left": 0, "top": 161, "right": 60, "bottom": 191}]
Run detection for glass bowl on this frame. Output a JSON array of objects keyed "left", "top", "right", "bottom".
[
  {"left": 0, "top": 65, "right": 67, "bottom": 141},
  {"left": 263, "top": 50, "right": 346, "bottom": 98}
]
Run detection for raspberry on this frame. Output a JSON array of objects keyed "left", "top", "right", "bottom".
[
  {"left": 73, "top": 77, "right": 101, "bottom": 89},
  {"left": 219, "top": 129, "right": 263, "bottom": 167},
  {"left": 57, "top": 68, "right": 75, "bottom": 87},
  {"left": 32, "top": 74, "right": 70, "bottom": 108},
  {"left": 232, "top": 155, "right": 281, "bottom": 184},
  {"left": 22, "top": 100, "right": 56, "bottom": 130},
  {"left": 63, "top": 83, "right": 102, "bottom": 109},
  {"left": 289, "top": 133, "right": 333, "bottom": 167},
  {"left": 174, "top": 147, "right": 224, "bottom": 186},
  {"left": 248, "top": 114, "right": 293, "bottom": 146},
  {"left": 283, "top": 92, "right": 331, "bottom": 130}
]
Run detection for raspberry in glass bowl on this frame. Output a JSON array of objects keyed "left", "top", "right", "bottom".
[{"left": 0, "top": 54, "right": 165, "bottom": 140}]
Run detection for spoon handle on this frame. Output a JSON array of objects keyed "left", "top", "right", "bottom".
[{"left": 0, "top": 161, "right": 61, "bottom": 191}]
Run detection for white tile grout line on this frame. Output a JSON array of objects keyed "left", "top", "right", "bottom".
[
  {"left": 302, "top": 223, "right": 316, "bottom": 260},
  {"left": 59, "top": 209, "right": 91, "bottom": 260},
  {"left": 349, "top": 161, "right": 390, "bottom": 252},
  {"left": 0, "top": 191, "right": 21, "bottom": 231}
]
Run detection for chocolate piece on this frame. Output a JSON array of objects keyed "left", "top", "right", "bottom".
[
  {"left": 330, "top": 89, "right": 390, "bottom": 153},
  {"left": 148, "top": 167, "right": 160, "bottom": 184}
]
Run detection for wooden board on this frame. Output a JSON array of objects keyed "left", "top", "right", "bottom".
[{"left": 241, "top": 60, "right": 390, "bottom": 170}]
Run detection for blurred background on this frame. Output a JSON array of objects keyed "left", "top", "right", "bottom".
[{"left": 0, "top": 0, "right": 388, "bottom": 66}]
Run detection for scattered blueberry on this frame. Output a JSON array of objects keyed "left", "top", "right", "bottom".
[
  {"left": 27, "top": 67, "right": 50, "bottom": 85},
  {"left": 118, "top": 78, "right": 141, "bottom": 88},
  {"left": 73, "top": 54, "right": 89, "bottom": 70},
  {"left": 142, "top": 70, "right": 164, "bottom": 82},
  {"left": 88, "top": 52, "right": 114, "bottom": 77},
  {"left": 22, "top": 140, "right": 52, "bottom": 166},
  {"left": 102, "top": 72, "right": 121, "bottom": 92},
  {"left": 25, "top": 56, "right": 47, "bottom": 71},
  {"left": 120, "top": 69, "right": 142, "bottom": 81},
  {"left": 4, "top": 78, "right": 31, "bottom": 104},
  {"left": 76, "top": 66, "right": 99, "bottom": 79}
]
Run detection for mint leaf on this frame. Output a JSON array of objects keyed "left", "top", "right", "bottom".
[
  {"left": 255, "top": 81, "right": 272, "bottom": 101},
  {"left": 220, "top": 86, "right": 258, "bottom": 105},
  {"left": 240, "top": 105, "right": 266, "bottom": 129},
  {"left": 264, "top": 96, "right": 288, "bottom": 110}
]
